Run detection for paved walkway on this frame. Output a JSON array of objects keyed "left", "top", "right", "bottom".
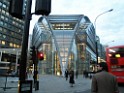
[{"left": 0, "top": 75, "right": 92, "bottom": 93}]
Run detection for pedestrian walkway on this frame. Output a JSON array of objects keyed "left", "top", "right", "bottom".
[
  {"left": 0, "top": 75, "right": 92, "bottom": 93},
  {"left": 35, "top": 75, "right": 91, "bottom": 93}
]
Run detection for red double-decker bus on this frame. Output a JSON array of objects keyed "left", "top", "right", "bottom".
[{"left": 106, "top": 45, "right": 124, "bottom": 83}]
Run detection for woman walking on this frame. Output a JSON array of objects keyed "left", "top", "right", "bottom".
[{"left": 69, "top": 69, "right": 75, "bottom": 87}]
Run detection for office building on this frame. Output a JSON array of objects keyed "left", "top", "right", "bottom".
[
  {"left": 32, "top": 15, "right": 98, "bottom": 76},
  {"left": 0, "top": 0, "right": 25, "bottom": 48},
  {"left": 0, "top": 0, "right": 26, "bottom": 75}
]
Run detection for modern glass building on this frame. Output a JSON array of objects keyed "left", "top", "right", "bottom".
[{"left": 32, "top": 15, "right": 97, "bottom": 76}]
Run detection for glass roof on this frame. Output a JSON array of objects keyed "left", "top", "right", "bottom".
[{"left": 51, "top": 22, "right": 77, "bottom": 30}]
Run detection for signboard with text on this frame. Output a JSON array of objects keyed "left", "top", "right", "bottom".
[{"left": 18, "top": 80, "right": 32, "bottom": 93}]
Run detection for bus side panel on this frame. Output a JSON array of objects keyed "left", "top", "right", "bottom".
[{"left": 111, "top": 71, "right": 124, "bottom": 83}]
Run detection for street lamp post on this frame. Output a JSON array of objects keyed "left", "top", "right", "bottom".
[
  {"left": 94, "top": 9, "right": 113, "bottom": 29},
  {"left": 19, "top": 0, "right": 32, "bottom": 81},
  {"left": 94, "top": 9, "right": 113, "bottom": 64},
  {"left": 96, "top": 36, "right": 99, "bottom": 64},
  {"left": 18, "top": 0, "right": 51, "bottom": 92}
]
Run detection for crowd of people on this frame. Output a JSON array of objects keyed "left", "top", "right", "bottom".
[{"left": 64, "top": 62, "right": 119, "bottom": 93}]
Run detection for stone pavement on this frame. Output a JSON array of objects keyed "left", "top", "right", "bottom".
[{"left": 0, "top": 75, "right": 92, "bottom": 93}]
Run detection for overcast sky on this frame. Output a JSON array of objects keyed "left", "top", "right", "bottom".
[{"left": 30, "top": 0, "right": 124, "bottom": 47}]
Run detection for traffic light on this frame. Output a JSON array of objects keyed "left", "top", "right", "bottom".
[
  {"left": 38, "top": 52, "right": 44, "bottom": 60},
  {"left": 9, "top": 0, "right": 24, "bottom": 19},
  {"left": 30, "top": 46, "right": 36, "bottom": 61},
  {"left": 35, "top": 0, "right": 51, "bottom": 16}
]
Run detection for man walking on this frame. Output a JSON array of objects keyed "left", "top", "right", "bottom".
[
  {"left": 91, "top": 62, "right": 119, "bottom": 93},
  {"left": 65, "top": 69, "right": 69, "bottom": 80}
]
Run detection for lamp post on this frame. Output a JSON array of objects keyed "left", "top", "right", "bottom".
[
  {"left": 94, "top": 9, "right": 113, "bottom": 29},
  {"left": 96, "top": 36, "right": 99, "bottom": 64},
  {"left": 94, "top": 9, "right": 113, "bottom": 64}
]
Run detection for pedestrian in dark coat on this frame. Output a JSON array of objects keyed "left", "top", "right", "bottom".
[
  {"left": 91, "top": 62, "right": 119, "bottom": 93},
  {"left": 69, "top": 69, "right": 75, "bottom": 87},
  {"left": 83, "top": 70, "right": 88, "bottom": 78},
  {"left": 65, "top": 69, "right": 69, "bottom": 80},
  {"left": 75, "top": 70, "right": 78, "bottom": 79}
]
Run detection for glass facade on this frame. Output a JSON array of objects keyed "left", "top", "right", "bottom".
[{"left": 32, "top": 15, "right": 97, "bottom": 76}]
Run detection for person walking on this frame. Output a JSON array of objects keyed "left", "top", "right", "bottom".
[
  {"left": 65, "top": 69, "right": 69, "bottom": 80},
  {"left": 83, "top": 70, "right": 88, "bottom": 78},
  {"left": 69, "top": 69, "right": 75, "bottom": 87},
  {"left": 91, "top": 62, "right": 119, "bottom": 93},
  {"left": 75, "top": 70, "right": 78, "bottom": 79}
]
